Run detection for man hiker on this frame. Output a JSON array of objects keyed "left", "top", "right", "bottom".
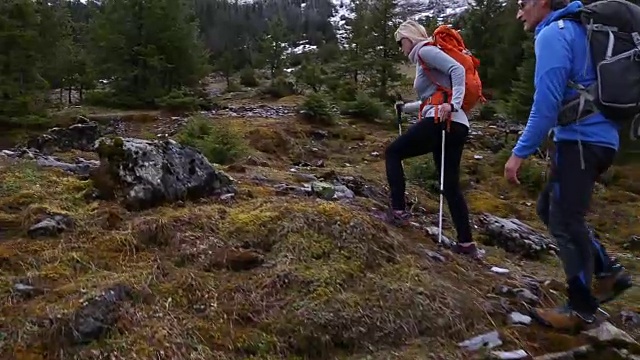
[
  {"left": 387, "top": 20, "right": 481, "bottom": 258},
  {"left": 504, "top": 0, "right": 633, "bottom": 330}
]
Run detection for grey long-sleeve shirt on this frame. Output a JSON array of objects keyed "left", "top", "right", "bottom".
[{"left": 403, "top": 45, "right": 469, "bottom": 128}]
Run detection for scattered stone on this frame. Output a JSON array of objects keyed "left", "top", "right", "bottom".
[
  {"left": 513, "top": 288, "right": 540, "bottom": 306},
  {"left": 424, "top": 226, "right": 456, "bottom": 248},
  {"left": 493, "top": 285, "right": 540, "bottom": 306},
  {"left": 532, "top": 345, "right": 592, "bottom": 359},
  {"left": 426, "top": 250, "right": 446, "bottom": 262},
  {"left": 311, "top": 181, "right": 355, "bottom": 200},
  {"left": 490, "top": 349, "right": 530, "bottom": 359},
  {"left": 491, "top": 266, "right": 510, "bottom": 274},
  {"left": 1, "top": 148, "right": 99, "bottom": 177},
  {"left": 207, "top": 104, "right": 295, "bottom": 118},
  {"left": 458, "top": 330, "right": 502, "bottom": 351},
  {"left": 623, "top": 235, "right": 640, "bottom": 251},
  {"left": 309, "top": 129, "right": 329, "bottom": 140},
  {"left": 12, "top": 282, "right": 45, "bottom": 299},
  {"left": 273, "top": 183, "right": 313, "bottom": 197},
  {"left": 477, "top": 213, "right": 559, "bottom": 259},
  {"left": 26, "top": 119, "right": 101, "bottom": 154},
  {"left": 27, "top": 214, "right": 73, "bottom": 238},
  {"left": 621, "top": 310, "right": 640, "bottom": 327},
  {"left": 509, "top": 312, "right": 532, "bottom": 326},
  {"left": 93, "top": 137, "right": 235, "bottom": 211},
  {"left": 56, "top": 284, "right": 134, "bottom": 345},
  {"left": 583, "top": 321, "right": 640, "bottom": 352}
]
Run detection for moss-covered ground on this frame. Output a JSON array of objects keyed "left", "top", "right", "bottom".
[{"left": 0, "top": 94, "right": 639, "bottom": 359}]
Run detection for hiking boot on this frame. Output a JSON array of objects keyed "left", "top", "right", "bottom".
[
  {"left": 385, "top": 209, "right": 411, "bottom": 227},
  {"left": 452, "top": 242, "right": 482, "bottom": 259},
  {"left": 530, "top": 304, "right": 596, "bottom": 331},
  {"left": 593, "top": 260, "right": 633, "bottom": 304}
]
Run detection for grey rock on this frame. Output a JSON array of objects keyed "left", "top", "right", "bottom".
[
  {"left": 458, "top": 330, "right": 502, "bottom": 351},
  {"left": 94, "top": 137, "right": 235, "bottom": 211},
  {"left": 27, "top": 214, "right": 73, "bottom": 238}
]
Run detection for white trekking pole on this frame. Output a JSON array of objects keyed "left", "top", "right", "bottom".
[
  {"left": 437, "top": 102, "right": 449, "bottom": 245},
  {"left": 395, "top": 100, "right": 404, "bottom": 135}
]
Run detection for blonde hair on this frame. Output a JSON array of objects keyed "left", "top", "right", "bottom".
[{"left": 394, "top": 20, "right": 431, "bottom": 44}]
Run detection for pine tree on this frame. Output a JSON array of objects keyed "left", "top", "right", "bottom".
[
  {"left": 0, "top": 0, "right": 49, "bottom": 123},
  {"left": 365, "top": 0, "right": 403, "bottom": 100},
  {"left": 260, "top": 16, "right": 288, "bottom": 79},
  {"left": 487, "top": 0, "right": 528, "bottom": 96},
  {"left": 89, "top": 0, "right": 209, "bottom": 105},
  {"left": 506, "top": 38, "right": 535, "bottom": 123},
  {"left": 460, "top": 0, "right": 506, "bottom": 90},
  {"left": 340, "top": 0, "right": 369, "bottom": 89}
]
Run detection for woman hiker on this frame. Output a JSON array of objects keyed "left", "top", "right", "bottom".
[{"left": 385, "top": 19, "right": 479, "bottom": 258}]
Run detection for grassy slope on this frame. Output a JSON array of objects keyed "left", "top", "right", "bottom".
[{"left": 0, "top": 91, "right": 639, "bottom": 359}]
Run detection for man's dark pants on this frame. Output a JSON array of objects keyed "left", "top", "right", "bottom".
[{"left": 535, "top": 140, "right": 616, "bottom": 314}]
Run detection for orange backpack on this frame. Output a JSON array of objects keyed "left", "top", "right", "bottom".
[{"left": 417, "top": 25, "right": 486, "bottom": 115}]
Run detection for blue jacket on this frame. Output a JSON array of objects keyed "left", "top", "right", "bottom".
[{"left": 512, "top": 1, "right": 620, "bottom": 159}]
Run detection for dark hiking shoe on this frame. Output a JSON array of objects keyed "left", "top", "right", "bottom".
[
  {"left": 385, "top": 209, "right": 411, "bottom": 227},
  {"left": 530, "top": 304, "right": 595, "bottom": 332},
  {"left": 594, "top": 260, "right": 633, "bottom": 304},
  {"left": 452, "top": 242, "right": 482, "bottom": 259}
]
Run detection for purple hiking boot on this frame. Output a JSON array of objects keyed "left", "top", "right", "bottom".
[
  {"left": 452, "top": 242, "right": 482, "bottom": 260},
  {"left": 385, "top": 209, "right": 411, "bottom": 227}
]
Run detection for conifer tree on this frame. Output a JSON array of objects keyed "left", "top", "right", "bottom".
[
  {"left": 89, "top": 0, "right": 209, "bottom": 105},
  {"left": 506, "top": 38, "right": 535, "bottom": 123}
]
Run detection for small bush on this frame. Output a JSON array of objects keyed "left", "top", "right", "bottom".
[
  {"left": 298, "top": 92, "right": 337, "bottom": 126},
  {"left": 224, "top": 82, "right": 242, "bottom": 93},
  {"left": 84, "top": 89, "right": 145, "bottom": 109},
  {"left": 493, "top": 149, "right": 546, "bottom": 195},
  {"left": 156, "top": 88, "right": 203, "bottom": 112},
  {"left": 406, "top": 157, "right": 440, "bottom": 195},
  {"left": 339, "top": 91, "right": 385, "bottom": 122},
  {"left": 262, "top": 76, "right": 297, "bottom": 98},
  {"left": 326, "top": 78, "right": 357, "bottom": 102},
  {"left": 176, "top": 116, "right": 247, "bottom": 165},
  {"left": 479, "top": 103, "right": 497, "bottom": 121},
  {"left": 239, "top": 67, "right": 259, "bottom": 87}
]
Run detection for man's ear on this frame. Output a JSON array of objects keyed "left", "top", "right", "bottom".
[{"left": 540, "top": 0, "right": 552, "bottom": 10}]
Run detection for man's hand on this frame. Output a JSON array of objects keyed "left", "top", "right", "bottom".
[{"left": 504, "top": 153, "right": 524, "bottom": 185}]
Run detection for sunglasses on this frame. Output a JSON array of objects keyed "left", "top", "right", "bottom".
[{"left": 397, "top": 38, "right": 407, "bottom": 49}]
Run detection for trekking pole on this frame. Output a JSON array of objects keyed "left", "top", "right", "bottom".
[
  {"left": 437, "top": 98, "right": 449, "bottom": 246},
  {"left": 395, "top": 100, "right": 404, "bottom": 135}
]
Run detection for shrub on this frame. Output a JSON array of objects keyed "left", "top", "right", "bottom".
[
  {"left": 479, "top": 103, "right": 497, "bottom": 121},
  {"left": 156, "top": 88, "right": 203, "bottom": 112},
  {"left": 239, "top": 67, "right": 259, "bottom": 87},
  {"left": 176, "top": 116, "right": 247, "bottom": 165},
  {"left": 261, "top": 76, "right": 297, "bottom": 98},
  {"left": 339, "top": 91, "right": 385, "bottom": 122},
  {"left": 297, "top": 92, "right": 337, "bottom": 126},
  {"left": 406, "top": 157, "right": 440, "bottom": 195}
]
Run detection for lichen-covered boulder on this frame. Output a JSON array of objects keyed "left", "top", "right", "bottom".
[
  {"left": 26, "top": 117, "right": 101, "bottom": 153},
  {"left": 93, "top": 136, "right": 235, "bottom": 210}
]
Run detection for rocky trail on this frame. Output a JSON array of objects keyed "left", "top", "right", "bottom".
[{"left": 0, "top": 96, "right": 639, "bottom": 360}]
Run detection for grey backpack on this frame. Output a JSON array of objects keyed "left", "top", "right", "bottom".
[{"left": 557, "top": 0, "right": 640, "bottom": 139}]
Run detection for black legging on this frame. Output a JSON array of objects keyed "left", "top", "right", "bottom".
[{"left": 384, "top": 118, "right": 473, "bottom": 243}]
